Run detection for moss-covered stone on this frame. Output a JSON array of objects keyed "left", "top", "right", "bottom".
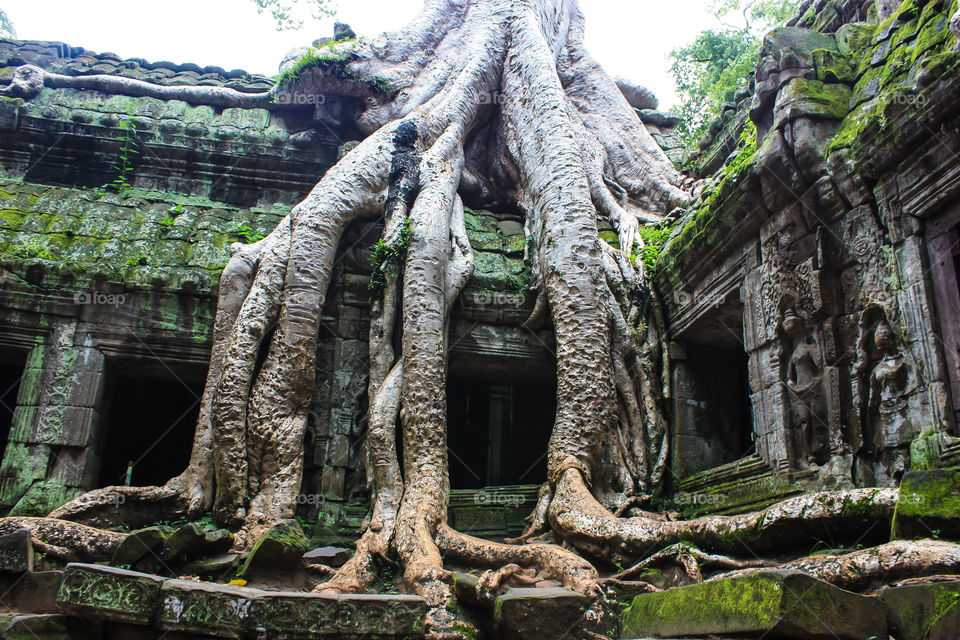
[
  {"left": 238, "top": 521, "right": 309, "bottom": 577},
  {"left": 622, "top": 571, "right": 887, "bottom": 639},
  {"left": 892, "top": 469, "right": 960, "bottom": 539},
  {"left": 879, "top": 579, "right": 960, "bottom": 640}
]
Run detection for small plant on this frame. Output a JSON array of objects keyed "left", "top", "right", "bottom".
[
  {"left": 105, "top": 113, "right": 139, "bottom": 195},
  {"left": 368, "top": 218, "right": 413, "bottom": 294},
  {"left": 233, "top": 224, "right": 266, "bottom": 244}
]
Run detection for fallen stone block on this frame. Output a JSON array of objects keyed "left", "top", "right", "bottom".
[
  {"left": 0, "top": 527, "right": 33, "bottom": 573},
  {"left": 0, "top": 570, "right": 64, "bottom": 613},
  {"left": 57, "top": 563, "right": 164, "bottom": 626},
  {"left": 0, "top": 613, "right": 69, "bottom": 640},
  {"left": 110, "top": 525, "right": 173, "bottom": 568},
  {"left": 893, "top": 470, "right": 960, "bottom": 540},
  {"left": 621, "top": 570, "right": 887, "bottom": 639},
  {"left": 249, "top": 591, "right": 427, "bottom": 638},
  {"left": 302, "top": 546, "right": 351, "bottom": 567},
  {"left": 879, "top": 578, "right": 960, "bottom": 640},
  {"left": 157, "top": 578, "right": 260, "bottom": 639},
  {"left": 494, "top": 586, "right": 591, "bottom": 640},
  {"left": 239, "top": 520, "right": 309, "bottom": 576}
]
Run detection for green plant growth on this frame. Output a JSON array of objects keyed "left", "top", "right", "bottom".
[
  {"left": 232, "top": 224, "right": 266, "bottom": 244},
  {"left": 275, "top": 38, "right": 398, "bottom": 97},
  {"left": 368, "top": 218, "right": 412, "bottom": 294},
  {"left": 105, "top": 114, "right": 139, "bottom": 195}
]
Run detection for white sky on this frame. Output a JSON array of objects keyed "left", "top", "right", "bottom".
[{"left": 3, "top": 0, "right": 723, "bottom": 109}]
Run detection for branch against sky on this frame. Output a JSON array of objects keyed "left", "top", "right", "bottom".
[
  {"left": 249, "top": 0, "right": 335, "bottom": 31},
  {"left": 0, "top": 9, "right": 16, "bottom": 38}
]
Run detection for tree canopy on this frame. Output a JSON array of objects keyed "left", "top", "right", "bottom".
[
  {"left": 0, "top": 10, "right": 16, "bottom": 39},
  {"left": 670, "top": 0, "right": 799, "bottom": 144},
  {"left": 249, "top": 0, "right": 335, "bottom": 31}
]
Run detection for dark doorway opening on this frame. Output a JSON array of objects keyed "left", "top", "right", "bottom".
[
  {"left": 926, "top": 211, "right": 960, "bottom": 431},
  {"left": 0, "top": 351, "right": 27, "bottom": 462},
  {"left": 98, "top": 368, "right": 203, "bottom": 488},
  {"left": 671, "top": 290, "right": 755, "bottom": 479},
  {"left": 447, "top": 379, "right": 555, "bottom": 489},
  {"left": 682, "top": 342, "right": 754, "bottom": 467}
]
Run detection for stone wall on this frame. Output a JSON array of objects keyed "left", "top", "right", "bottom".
[{"left": 656, "top": 0, "right": 960, "bottom": 512}]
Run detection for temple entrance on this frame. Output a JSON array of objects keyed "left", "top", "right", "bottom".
[
  {"left": 670, "top": 290, "right": 755, "bottom": 479},
  {"left": 926, "top": 209, "right": 960, "bottom": 430},
  {"left": 446, "top": 378, "right": 555, "bottom": 489},
  {"left": 0, "top": 350, "right": 26, "bottom": 464},
  {"left": 97, "top": 362, "right": 204, "bottom": 488}
]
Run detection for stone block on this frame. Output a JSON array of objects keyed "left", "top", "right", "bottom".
[
  {"left": 879, "top": 579, "right": 960, "bottom": 640},
  {"left": 111, "top": 526, "right": 174, "bottom": 567},
  {"left": 494, "top": 587, "right": 591, "bottom": 640},
  {"left": 302, "top": 546, "right": 351, "bottom": 568},
  {"left": 161, "top": 523, "right": 233, "bottom": 565},
  {"left": 0, "top": 571, "right": 64, "bottom": 613},
  {"left": 249, "top": 591, "right": 427, "bottom": 638},
  {"left": 239, "top": 521, "right": 309, "bottom": 577},
  {"left": 621, "top": 571, "right": 887, "bottom": 639},
  {"left": 57, "top": 563, "right": 164, "bottom": 625},
  {"left": 157, "top": 579, "right": 258, "bottom": 638},
  {"left": 8, "top": 406, "right": 37, "bottom": 443},
  {"left": 0, "top": 614, "right": 69, "bottom": 640},
  {"left": 14, "top": 368, "right": 42, "bottom": 407},
  {"left": 0, "top": 528, "right": 33, "bottom": 573},
  {"left": 893, "top": 470, "right": 960, "bottom": 539}
]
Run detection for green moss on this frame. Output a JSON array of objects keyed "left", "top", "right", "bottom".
[
  {"left": 368, "top": 218, "right": 412, "bottom": 294},
  {"left": 622, "top": 573, "right": 782, "bottom": 637}
]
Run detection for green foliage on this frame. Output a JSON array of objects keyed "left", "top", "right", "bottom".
[
  {"left": 105, "top": 114, "right": 139, "bottom": 196},
  {"left": 368, "top": 218, "right": 412, "bottom": 294},
  {"left": 232, "top": 223, "right": 266, "bottom": 244},
  {"left": 275, "top": 39, "right": 397, "bottom": 97},
  {"left": 249, "top": 0, "right": 334, "bottom": 31},
  {"left": 636, "top": 220, "right": 681, "bottom": 272},
  {"left": 0, "top": 10, "right": 15, "bottom": 38},
  {"left": 670, "top": 0, "right": 799, "bottom": 144}
]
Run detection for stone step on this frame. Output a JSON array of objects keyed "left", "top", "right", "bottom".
[
  {"left": 879, "top": 578, "right": 960, "bottom": 640},
  {"left": 621, "top": 570, "right": 887, "bottom": 639},
  {"left": 56, "top": 562, "right": 428, "bottom": 639},
  {"left": 0, "top": 613, "right": 70, "bottom": 640},
  {"left": 494, "top": 587, "right": 592, "bottom": 640}
]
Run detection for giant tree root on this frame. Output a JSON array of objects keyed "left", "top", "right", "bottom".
[
  {"left": 712, "top": 539, "right": 960, "bottom": 592},
  {"left": 0, "top": 517, "right": 126, "bottom": 563},
  {"left": 549, "top": 468, "right": 899, "bottom": 564}
]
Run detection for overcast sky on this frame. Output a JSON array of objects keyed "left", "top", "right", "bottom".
[{"left": 4, "top": 0, "right": 724, "bottom": 109}]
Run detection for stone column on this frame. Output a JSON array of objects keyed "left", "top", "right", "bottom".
[{"left": 0, "top": 321, "right": 108, "bottom": 516}]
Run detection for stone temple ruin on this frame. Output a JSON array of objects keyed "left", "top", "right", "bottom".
[{"left": 0, "top": 0, "right": 959, "bottom": 637}]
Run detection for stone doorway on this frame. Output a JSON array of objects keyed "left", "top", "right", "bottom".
[
  {"left": 0, "top": 351, "right": 26, "bottom": 466},
  {"left": 97, "top": 363, "right": 204, "bottom": 488},
  {"left": 670, "top": 290, "right": 755, "bottom": 479},
  {"left": 926, "top": 208, "right": 960, "bottom": 430},
  {"left": 446, "top": 378, "right": 555, "bottom": 489}
]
